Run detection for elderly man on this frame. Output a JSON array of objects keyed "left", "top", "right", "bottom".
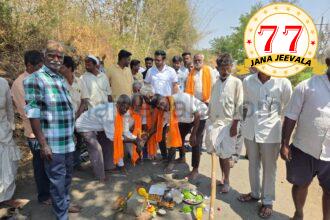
[
  {"left": 281, "top": 49, "right": 330, "bottom": 220},
  {"left": 75, "top": 95, "right": 143, "bottom": 180},
  {"left": 207, "top": 53, "right": 243, "bottom": 193},
  {"left": 107, "top": 50, "right": 134, "bottom": 100},
  {"left": 24, "top": 40, "right": 79, "bottom": 219},
  {"left": 11, "top": 50, "right": 47, "bottom": 204},
  {"left": 238, "top": 68, "right": 292, "bottom": 218},
  {"left": 153, "top": 93, "right": 206, "bottom": 178},
  {"left": 185, "top": 54, "right": 216, "bottom": 104},
  {"left": 80, "top": 55, "right": 112, "bottom": 109}
]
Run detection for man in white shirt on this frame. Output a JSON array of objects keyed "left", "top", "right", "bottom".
[
  {"left": 172, "top": 55, "right": 188, "bottom": 92},
  {"left": 238, "top": 68, "right": 292, "bottom": 218},
  {"left": 153, "top": 93, "right": 206, "bottom": 177},
  {"left": 281, "top": 49, "right": 330, "bottom": 220},
  {"left": 145, "top": 50, "right": 179, "bottom": 96},
  {"left": 80, "top": 55, "right": 112, "bottom": 109},
  {"left": 75, "top": 95, "right": 141, "bottom": 181},
  {"left": 207, "top": 53, "right": 243, "bottom": 193},
  {"left": 163, "top": 92, "right": 208, "bottom": 178}
]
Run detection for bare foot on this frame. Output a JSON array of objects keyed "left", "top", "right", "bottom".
[
  {"left": 119, "top": 166, "right": 128, "bottom": 175},
  {"left": 1, "top": 199, "right": 27, "bottom": 208},
  {"left": 69, "top": 204, "right": 82, "bottom": 213},
  {"left": 290, "top": 211, "right": 303, "bottom": 220},
  {"left": 187, "top": 169, "right": 199, "bottom": 180},
  {"left": 41, "top": 198, "right": 52, "bottom": 205},
  {"left": 164, "top": 162, "right": 175, "bottom": 173},
  {"left": 175, "top": 157, "right": 186, "bottom": 164}
]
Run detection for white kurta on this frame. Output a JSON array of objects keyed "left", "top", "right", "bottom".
[
  {"left": 0, "top": 77, "right": 21, "bottom": 202},
  {"left": 205, "top": 75, "right": 243, "bottom": 158}
]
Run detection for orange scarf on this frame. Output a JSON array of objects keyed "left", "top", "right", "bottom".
[
  {"left": 145, "top": 104, "right": 158, "bottom": 157},
  {"left": 113, "top": 109, "right": 124, "bottom": 165},
  {"left": 166, "top": 96, "right": 182, "bottom": 148},
  {"left": 185, "top": 65, "right": 212, "bottom": 102},
  {"left": 130, "top": 109, "right": 142, "bottom": 165},
  {"left": 155, "top": 108, "right": 164, "bottom": 143}
]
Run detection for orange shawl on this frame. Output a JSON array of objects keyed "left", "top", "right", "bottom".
[
  {"left": 156, "top": 97, "right": 182, "bottom": 148},
  {"left": 113, "top": 109, "right": 124, "bottom": 165},
  {"left": 129, "top": 109, "right": 142, "bottom": 165},
  {"left": 185, "top": 65, "right": 212, "bottom": 102},
  {"left": 145, "top": 104, "right": 158, "bottom": 157}
]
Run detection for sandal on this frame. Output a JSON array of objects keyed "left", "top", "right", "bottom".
[
  {"left": 237, "top": 193, "right": 259, "bottom": 202},
  {"left": 259, "top": 204, "right": 273, "bottom": 219}
]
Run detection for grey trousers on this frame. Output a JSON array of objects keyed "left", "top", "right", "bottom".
[
  {"left": 82, "top": 131, "right": 114, "bottom": 180},
  {"left": 245, "top": 138, "right": 280, "bottom": 205}
]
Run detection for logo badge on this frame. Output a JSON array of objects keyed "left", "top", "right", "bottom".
[{"left": 244, "top": 3, "right": 318, "bottom": 77}]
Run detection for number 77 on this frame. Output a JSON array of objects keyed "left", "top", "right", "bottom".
[{"left": 258, "top": 25, "right": 303, "bottom": 53}]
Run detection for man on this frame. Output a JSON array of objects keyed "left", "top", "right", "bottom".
[
  {"left": 280, "top": 49, "right": 330, "bottom": 220},
  {"left": 11, "top": 50, "right": 48, "bottom": 204},
  {"left": 59, "top": 56, "right": 89, "bottom": 168},
  {"left": 130, "top": 59, "right": 144, "bottom": 82},
  {"left": 75, "top": 95, "right": 143, "bottom": 180},
  {"left": 206, "top": 53, "right": 243, "bottom": 193},
  {"left": 24, "top": 40, "right": 79, "bottom": 220},
  {"left": 142, "top": 57, "right": 153, "bottom": 79},
  {"left": 153, "top": 93, "right": 206, "bottom": 178},
  {"left": 132, "top": 81, "right": 143, "bottom": 94},
  {"left": 185, "top": 54, "right": 216, "bottom": 104},
  {"left": 145, "top": 50, "right": 179, "bottom": 96},
  {"left": 182, "top": 51, "right": 192, "bottom": 71},
  {"left": 107, "top": 49, "right": 134, "bottom": 100},
  {"left": 144, "top": 50, "right": 179, "bottom": 160},
  {"left": 172, "top": 55, "right": 188, "bottom": 92},
  {"left": 80, "top": 55, "right": 112, "bottom": 109},
  {"left": 238, "top": 68, "right": 292, "bottom": 218},
  {"left": 60, "top": 56, "right": 88, "bottom": 118}
]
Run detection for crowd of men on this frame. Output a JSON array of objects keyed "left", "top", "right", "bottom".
[{"left": 0, "top": 39, "right": 329, "bottom": 220}]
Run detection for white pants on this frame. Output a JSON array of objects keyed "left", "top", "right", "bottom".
[{"left": 245, "top": 138, "right": 280, "bottom": 205}]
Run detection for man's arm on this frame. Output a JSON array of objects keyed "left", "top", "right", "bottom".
[
  {"left": 280, "top": 117, "right": 296, "bottom": 161},
  {"left": 76, "top": 98, "right": 88, "bottom": 119},
  {"left": 280, "top": 81, "right": 305, "bottom": 161},
  {"left": 24, "top": 76, "right": 52, "bottom": 160},
  {"left": 190, "top": 112, "right": 201, "bottom": 147},
  {"left": 231, "top": 81, "right": 244, "bottom": 137}
]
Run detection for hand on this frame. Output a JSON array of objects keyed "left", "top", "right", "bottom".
[
  {"left": 280, "top": 144, "right": 292, "bottom": 162},
  {"left": 189, "top": 134, "right": 197, "bottom": 147},
  {"left": 41, "top": 144, "right": 52, "bottom": 161},
  {"left": 230, "top": 123, "right": 238, "bottom": 137}
]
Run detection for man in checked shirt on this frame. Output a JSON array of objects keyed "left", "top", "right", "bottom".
[{"left": 24, "top": 40, "right": 80, "bottom": 220}]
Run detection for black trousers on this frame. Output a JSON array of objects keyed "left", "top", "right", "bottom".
[{"left": 167, "top": 120, "right": 206, "bottom": 168}]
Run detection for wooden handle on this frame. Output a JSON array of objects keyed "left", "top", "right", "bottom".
[{"left": 209, "top": 152, "right": 217, "bottom": 220}]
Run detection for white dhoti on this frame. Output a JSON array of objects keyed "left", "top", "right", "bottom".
[
  {"left": 0, "top": 121, "right": 21, "bottom": 202},
  {"left": 205, "top": 120, "right": 238, "bottom": 159}
]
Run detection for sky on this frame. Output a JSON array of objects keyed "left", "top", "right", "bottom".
[{"left": 193, "top": 0, "right": 330, "bottom": 49}]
